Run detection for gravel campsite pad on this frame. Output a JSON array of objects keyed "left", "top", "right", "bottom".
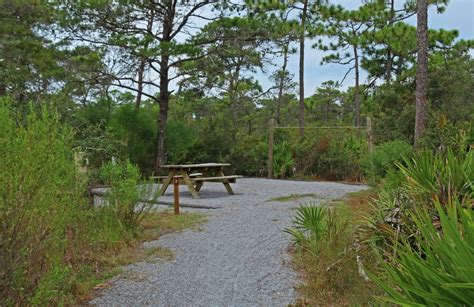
[{"left": 91, "top": 178, "right": 366, "bottom": 306}]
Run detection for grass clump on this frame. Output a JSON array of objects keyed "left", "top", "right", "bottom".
[
  {"left": 268, "top": 193, "right": 320, "bottom": 202},
  {"left": 285, "top": 199, "right": 381, "bottom": 305}
]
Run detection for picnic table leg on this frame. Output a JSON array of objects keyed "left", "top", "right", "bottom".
[
  {"left": 195, "top": 181, "right": 204, "bottom": 192},
  {"left": 157, "top": 169, "right": 176, "bottom": 197},
  {"left": 180, "top": 169, "right": 200, "bottom": 199},
  {"left": 218, "top": 169, "right": 235, "bottom": 195}
]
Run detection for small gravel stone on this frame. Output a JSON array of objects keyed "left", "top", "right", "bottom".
[{"left": 91, "top": 178, "right": 366, "bottom": 306}]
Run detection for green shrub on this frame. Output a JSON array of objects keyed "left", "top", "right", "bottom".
[
  {"left": 366, "top": 149, "right": 473, "bottom": 251},
  {"left": 286, "top": 202, "right": 378, "bottom": 304},
  {"left": 370, "top": 197, "right": 474, "bottom": 306},
  {"left": 74, "top": 123, "right": 125, "bottom": 170},
  {"left": 99, "top": 160, "right": 150, "bottom": 230},
  {"left": 318, "top": 135, "right": 366, "bottom": 181},
  {"left": 367, "top": 148, "right": 474, "bottom": 304},
  {"left": 229, "top": 133, "right": 267, "bottom": 176},
  {"left": 0, "top": 103, "right": 84, "bottom": 304},
  {"left": 285, "top": 203, "right": 351, "bottom": 254},
  {"left": 397, "top": 149, "right": 473, "bottom": 205},
  {"left": 273, "top": 141, "right": 294, "bottom": 178},
  {"left": 108, "top": 103, "right": 157, "bottom": 174},
  {"left": 361, "top": 139, "right": 412, "bottom": 185},
  {"left": 419, "top": 114, "right": 471, "bottom": 153},
  {"left": 285, "top": 204, "right": 327, "bottom": 248},
  {"left": 165, "top": 120, "right": 197, "bottom": 165}
]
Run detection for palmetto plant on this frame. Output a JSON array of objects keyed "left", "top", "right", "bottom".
[
  {"left": 369, "top": 197, "right": 474, "bottom": 306},
  {"left": 396, "top": 149, "right": 473, "bottom": 206},
  {"left": 284, "top": 204, "right": 327, "bottom": 247},
  {"left": 273, "top": 141, "right": 294, "bottom": 178}
]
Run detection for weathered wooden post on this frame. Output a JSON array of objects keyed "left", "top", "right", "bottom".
[
  {"left": 366, "top": 116, "right": 373, "bottom": 154},
  {"left": 268, "top": 118, "right": 275, "bottom": 179},
  {"left": 173, "top": 177, "right": 180, "bottom": 214}
]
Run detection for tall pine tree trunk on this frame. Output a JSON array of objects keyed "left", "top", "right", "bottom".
[
  {"left": 385, "top": 0, "right": 395, "bottom": 83},
  {"left": 276, "top": 43, "right": 289, "bottom": 124},
  {"left": 298, "top": 0, "right": 308, "bottom": 138},
  {"left": 136, "top": 11, "right": 153, "bottom": 110},
  {"left": 154, "top": 9, "right": 173, "bottom": 173},
  {"left": 414, "top": 0, "right": 428, "bottom": 148},
  {"left": 353, "top": 45, "right": 361, "bottom": 126},
  {"left": 135, "top": 58, "right": 146, "bottom": 109},
  {"left": 155, "top": 53, "right": 169, "bottom": 174}
]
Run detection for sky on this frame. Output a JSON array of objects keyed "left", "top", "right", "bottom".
[{"left": 255, "top": 0, "right": 474, "bottom": 97}]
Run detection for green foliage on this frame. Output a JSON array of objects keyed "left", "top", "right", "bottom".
[
  {"left": 420, "top": 114, "right": 472, "bottom": 153},
  {"left": 397, "top": 149, "right": 473, "bottom": 205},
  {"left": 108, "top": 103, "right": 157, "bottom": 173},
  {"left": 99, "top": 160, "right": 150, "bottom": 230},
  {"left": 370, "top": 197, "right": 474, "bottom": 306},
  {"left": 285, "top": 203, "right": 351, "bottom": 254},
  {"left": 229, "top": 133, "right": 267, "bottom": 176},
  {"left": 0, "top": 102, "right": 83, "bottom": 304},
  {"left": 362, "top": 139, "right": 412, "bottom": 185},
  {"left": 273, "top": 141, "right": 294, "bottom": 178},
  {"left": 165, "top": 120, "right": 197, "bottom": 165},
  {"left": 366, "top": 148, "right": 474, "bottom": 304},
  {"left": 367, "top": 149, "right": 473, "bottom": 248},
  {"left": 286, "top": 201, "right": 379, "bottom": 304},
  {"left": 285, "top": 204, "right": 327, "bottom": 247}
]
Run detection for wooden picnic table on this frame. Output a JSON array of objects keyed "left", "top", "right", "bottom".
[{"left": 155, "top": 163, "right": 242, "bottom": 199}]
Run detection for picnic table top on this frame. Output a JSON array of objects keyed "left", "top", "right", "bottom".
[{"left": 161, "top": 163, "right": 231, "bottom": 169}]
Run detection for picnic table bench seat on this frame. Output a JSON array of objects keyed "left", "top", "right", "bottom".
[
  {"left": 193, "top": 175, "right": 243, "bottom": 183},
  {"left": 151, "top": 173, "right": 203, "bottom": 180}
]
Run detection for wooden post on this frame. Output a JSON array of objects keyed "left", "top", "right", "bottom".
[
  {"left": 173, "top": 177, "right": 179, "bottom": 215},
  {"left": 366, "top": 116, "right": 373, "bottom": 154},
  {"left": 268, "top": 118, "right": 275, "bottom": 179}
]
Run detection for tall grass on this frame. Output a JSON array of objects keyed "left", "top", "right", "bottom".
[{"left": 286, "top": 202, "right": 380, "bottom": 304}]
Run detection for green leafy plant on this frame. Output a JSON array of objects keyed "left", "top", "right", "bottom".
[
  {"left": 369, "top": 197, "right": 474, "bottom": 306},
  {"left": 285, "top": 204, "right": 327, "bottom": 247},
  {"left": 397, "top": 149, "right": 473, "bottom": 205},
  {"left": 0, "top": 102, "right": 83, "bottom": 304},
  {"left": 361, "top": 139, "right": 412, "bottom": 185},
  {"left": 285, "top": 203, "right": 352, "bottom": 253},
  {"left": 99, "top": 160, "right": 151, "bottom": 230},
  {"left": 273, "top": 141, "right": 294, "bottom": 178}
]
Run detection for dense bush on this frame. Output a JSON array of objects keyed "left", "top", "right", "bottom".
[
  {"left": 370, "top": 197, "right": 474, "bottom": 306},
  {"left": 0, "top": 102, "right": 149, "bottom": 304},
  {"left": 361, "top": 139, "right": 412, "bottom": 185},
  {"left": 108, "top": 103, "right": 157, "bottom": 174},
  {"left": 228, "top": 133, "right": 267, "bottom": 176},
  {"left": 99, "top": 160, "right": 151, "bottom": 230},
  {"left": 285, "top": 204, "right": 350, "bottom": 252},
  {"left": 316, "top": 135, "right": 366, "bottom": 181},
  {"left": 0, "top": 103, "right": 84, "bottom": 304},
  {"left": 368, "top": 149, "right": 474, "bottom": 304},
  {"left": 165, "top": 120, "right": 197, "bottom": 165},
  {"left": 273, "top": 141, "right": 294, "bottom": 178}
]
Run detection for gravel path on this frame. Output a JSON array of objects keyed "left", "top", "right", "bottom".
[{"left": 91, "top": 178, "right": 366, "bottom": 306}]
